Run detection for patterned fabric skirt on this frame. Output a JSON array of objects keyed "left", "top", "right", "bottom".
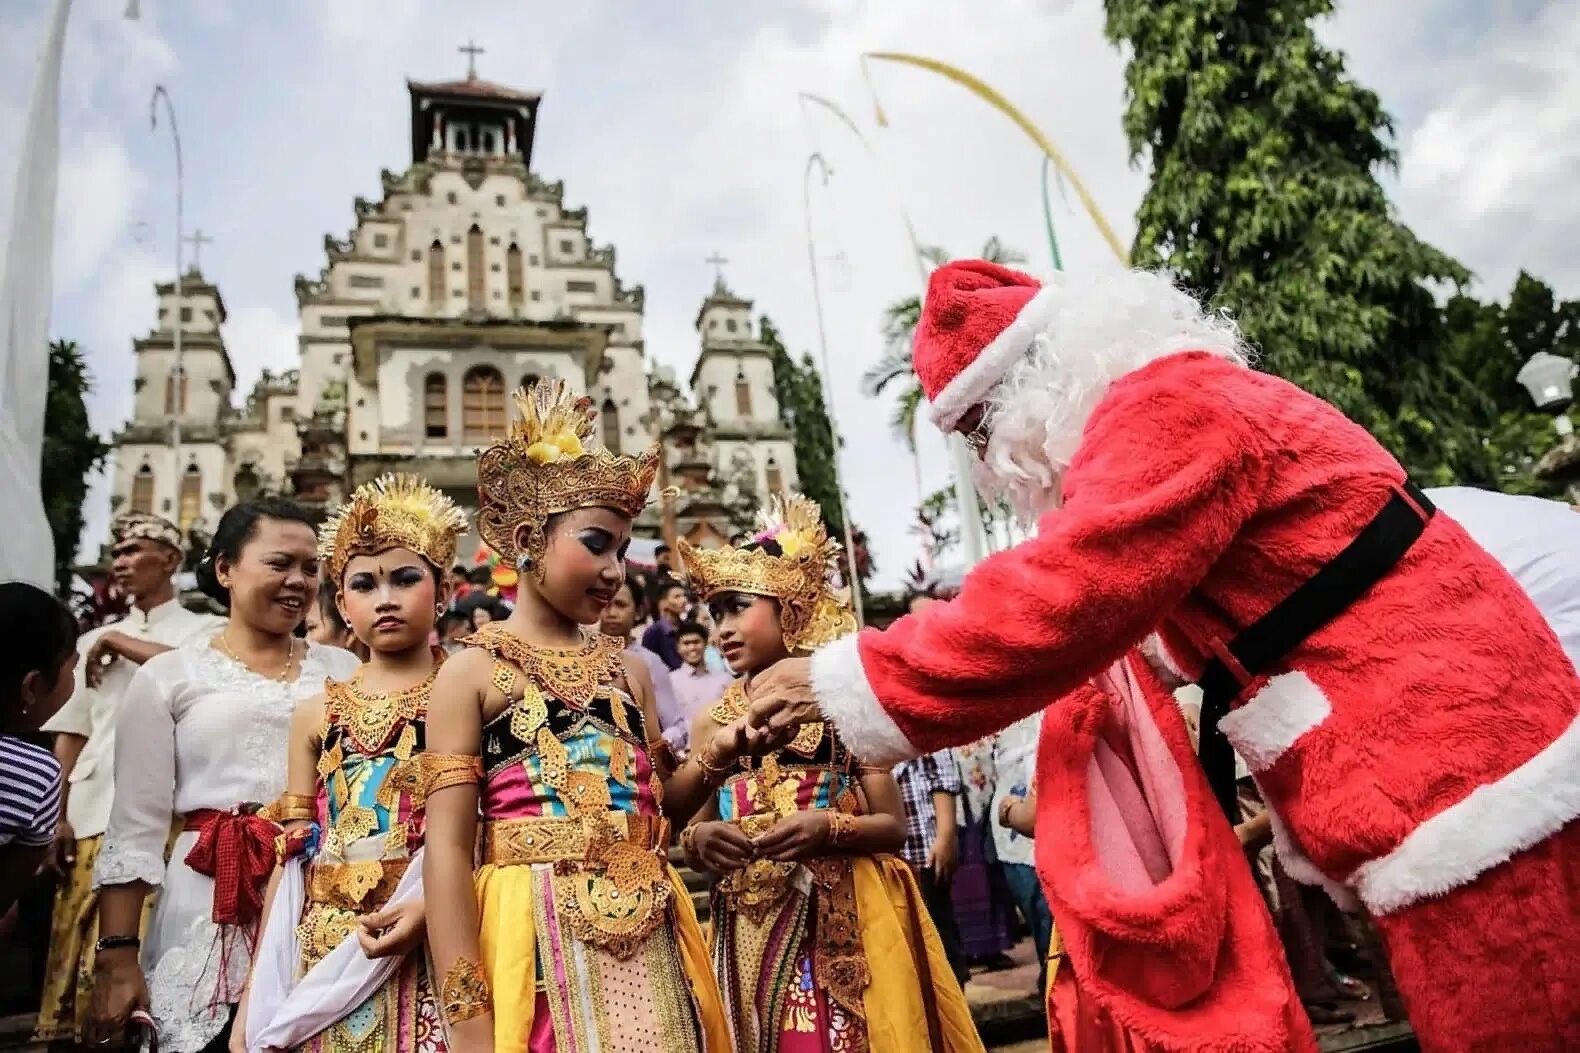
[
  {"left": 475, "top": 861, "right": 729, "bottom": 1052},
  {"left": 291, "top": 899, "right": 446, "bottom": 1053},
  {"left": 949, "top": 818, "right": 1017, "bottom": 959},
  {"left": 35, "top": 836, "right": 103, "bottom": 1043},
  {"left": 710, "top": 854, "right": 985, "bottom": 1053}
]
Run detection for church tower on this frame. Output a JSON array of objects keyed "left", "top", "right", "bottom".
[
  {"left": 689, "top": 277, "right": 798, "bottom": 506},
  {"left": 110, "top": 269, "right": 235, "bottom": 533}
]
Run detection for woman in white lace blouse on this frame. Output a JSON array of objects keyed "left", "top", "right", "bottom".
[{"left": 88, "top": 499, "right": 358, "bottom": 1053}]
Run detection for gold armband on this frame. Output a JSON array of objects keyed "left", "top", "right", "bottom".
[
  {"left": 693, "top": 744, "right": 730, "bottom": 785},
  {"left": 440, "top": 956, "right": 491, "bottom": 1026},
  {"left": 828, "top": 811, "right": 859, "bottom": 848},
  {"left": 679, "top": 823, "right": 699, "bottom": 858},
  {"left": 265, "top": 791, "right": 317, "bottom": 823},
  {"left": 421, "top": 753, "right": 484, "bottom": 796}
]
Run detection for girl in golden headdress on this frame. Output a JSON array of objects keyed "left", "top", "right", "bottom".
[
  {"left": 678, "top": 494, "right": 985, "bottom": 1053},
  {"left": 236, "top": 474, "right": 468, "bottom": 1053},
  {"left": 421, "top": 380, "right": 734, "bottom": 1053}
]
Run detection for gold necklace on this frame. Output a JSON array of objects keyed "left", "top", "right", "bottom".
[{"left": 219, "top": 631, "right": 298, "bottom": 682}]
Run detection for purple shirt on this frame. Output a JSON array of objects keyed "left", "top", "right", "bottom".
[
  {"left": 641, "top": 619, "right": 683, "bottom": 671},
  {"left": 668, "top": 665, "right": 735, "bottom": 752},
  {"left": 625, "top": 643, "right": 685, "bottom": 748}
]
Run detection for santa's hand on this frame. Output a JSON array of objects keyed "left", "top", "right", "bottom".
[{"left": 745, "top": 657, "right": 819, "bottom": 745}]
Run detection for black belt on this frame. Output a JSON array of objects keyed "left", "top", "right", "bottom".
[{"left": 1198, "top": 481, "right": 1435, "bottom": 821}]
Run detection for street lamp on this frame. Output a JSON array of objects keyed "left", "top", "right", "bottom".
[{"left": 1517, "top": 351, "right": 1578, "bottom": 437}]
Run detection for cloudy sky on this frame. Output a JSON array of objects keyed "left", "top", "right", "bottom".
[{"left": 1, "top": 0, "right": 1576, "bottom": 587}]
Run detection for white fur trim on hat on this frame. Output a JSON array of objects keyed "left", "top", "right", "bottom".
[
  {"left": 810, "top": 633, "right": 919, "bottom": 765},
  {"left": 1349, "top": 708, "right": 1580, "bottom": 915},
  {"left": 929, "top": 283, "right": 1064, "bottom": 432}
]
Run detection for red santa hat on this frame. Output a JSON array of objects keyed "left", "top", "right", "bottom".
[{"left": 914, "top": 259, "right": 1063, "bottom": 431}]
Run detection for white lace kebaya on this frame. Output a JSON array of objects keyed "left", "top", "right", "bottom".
[{"left": 93, "top": 639, "right": 359, "bottom": 1053}]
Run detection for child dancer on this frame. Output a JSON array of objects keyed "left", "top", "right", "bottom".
[
  {"left": 239, "top": 474, "right": 468, "bottom": 1053},
  {"left": 421, "top": 381, "right": 734, "bottom": 1052},
  {"left": 678, "top": 494, "right": 984, "bottom": 1053}
]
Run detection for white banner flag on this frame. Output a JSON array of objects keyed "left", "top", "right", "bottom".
[{"left": 0, "top": 0, "right": 72, "bottom": 589}]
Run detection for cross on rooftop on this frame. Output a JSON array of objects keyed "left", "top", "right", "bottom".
[
  {"left": 183, "top": 228, "right": 213, "bottom": 270},
  {"left": 459, "top": 40, "right": 485, "bottom": 79},
  {"left": 705, "top": 251, "right": 729, "bottom": 291}
]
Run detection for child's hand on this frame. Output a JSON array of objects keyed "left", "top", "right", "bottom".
[
  {"left": 752, "top": 811, "right": 830, "bottom": 863},
  {"left": 691, "top": 821, "right": 756, "bottom": 873},
  {"left": 357, "top": 899, "right": 425, "bottom": 959}
]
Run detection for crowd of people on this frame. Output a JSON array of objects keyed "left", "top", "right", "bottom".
[{"left": 6, "top": 258, "right": 1580, "bottom": 1053}]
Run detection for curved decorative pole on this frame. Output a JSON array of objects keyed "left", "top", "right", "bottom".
[
  {"left": 150, "top": 85, "right": 184, "bottom": 513},
  {"left": 863, "top": 52, "right": 1130, "bottom": 266},
  {"left": 1041, "top": 155, "right": 1065, "bottom": 272},
  {"left": 799, "top": 91, "right": 990, "bottom": 565},
  {"left": 803, "top": 152, "right": 865, "bottom": 626}
]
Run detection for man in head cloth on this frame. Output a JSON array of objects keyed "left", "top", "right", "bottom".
[{"left": 34, "top": 512, "right": 225, "bottom": 1045}]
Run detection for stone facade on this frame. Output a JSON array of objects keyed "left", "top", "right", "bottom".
[{"left": 108, "top": 70, "right": 796, "bottom": 557}]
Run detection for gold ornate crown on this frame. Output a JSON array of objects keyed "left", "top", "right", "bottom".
[
  {"left": 679, "top": 492, "right": 857, "bottom": 652},
  {"left": 474, "top": 378, "right": 659, "bottom": 575},
  {"left": 319, "top": 473, "right": 470, "bottom": 582}
]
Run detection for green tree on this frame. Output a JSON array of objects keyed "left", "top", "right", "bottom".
[
  {"left": 762, "top": 316, "right": 873, "bottom": 585},
  {"left": 862, "top": 238, "right": 1025, "bottom": 451},
  {"left": 42, "top": 339, "right": 110, "bottom": 592},
  {"left": 1104, "top": 0, "right": 1485, "bottom": 484}
]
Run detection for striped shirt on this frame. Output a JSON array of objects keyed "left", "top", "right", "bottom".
[{"left": 0, "top": 734, "right": 61, "bottom": 847}]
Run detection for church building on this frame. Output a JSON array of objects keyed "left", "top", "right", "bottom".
[{"left": 109, "top": 62, "right": 798, "bottom": 557}]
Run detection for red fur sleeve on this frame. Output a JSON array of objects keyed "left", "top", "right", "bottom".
[{"left": 820, "top": 363, "right": 1270, "bottom": 760}]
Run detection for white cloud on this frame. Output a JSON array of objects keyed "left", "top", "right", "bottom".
[
  {"left": 55, "top": 133, "right": 144, "bottom": 286},
  {"left": 223, "top": 304, "right": 299, "bottom": 397}
]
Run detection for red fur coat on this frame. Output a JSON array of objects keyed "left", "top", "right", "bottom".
[{"left": 813, "top": 351, "right": 1580, "bottom": 1049}]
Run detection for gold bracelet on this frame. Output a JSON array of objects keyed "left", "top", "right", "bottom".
[
  {"left": 828, "top": 811, "right": 859, "bottom": 848},
  {"left": 265, "top": 791, "right": 316, "bottom": 823},
  {"left": 679, "top": 824, "right": 699, "bottom": 858},
  {"left": 421, "top": 753, "right": 484, "bottom": 797},
  {"left": 440, "top": 956, "right": 491, "bottom": 1026},
  {"left": 693, "top": 745, "right": 730, "bottom": 785}
]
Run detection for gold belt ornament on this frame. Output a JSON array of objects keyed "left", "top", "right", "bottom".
[
  {"left": 483, "top": 812, "right": 674, "bottom": 962},
  {"left": 306, "top": 858, "right": 409, "bottom": 911}
]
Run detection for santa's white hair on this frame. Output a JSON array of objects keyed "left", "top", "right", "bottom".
[{"left": 972, "top": 268, "right": 1251, "bottom": 522}]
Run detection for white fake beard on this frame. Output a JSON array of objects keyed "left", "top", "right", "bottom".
[{"left": 969, "top": 268, "right": 1251, "bottom": 524}]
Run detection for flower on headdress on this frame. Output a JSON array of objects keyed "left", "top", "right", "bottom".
[
  {"left": 525, "top": 441, "right": 562, "bottom": 464},
  {"left": 551, "top": 431, "right": 584, "bottom": 458},
  {"left": 776, "top": 531, "right": 808, "bottom": 559}
]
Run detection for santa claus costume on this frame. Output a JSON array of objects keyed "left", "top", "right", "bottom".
[{"left": 804, "top": 261, "right": 1580, "bottom": 1052}]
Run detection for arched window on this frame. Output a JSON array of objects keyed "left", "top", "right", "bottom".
[
  {"left": 164, "top": 368, "right": 188, "bottom": 414},
  {"left": 427, "top": 240, "right": 446, "bottom": 306},
  {"left": 482, "top": 131, "right": 496, "bottom": 154},
  {"left": 506, "top": 243, "right": 524, "bottom": 309},
  {"left": 520, "top": 372, "right": 541, "bottom": 394},
  {"left": 178, "top": 465, "right": 202, "bottom": 530},
  {"left": 455, "top": 127, "right": 470, "bottom": 152},
  {"left": 765, "top": 456, "right": 784, "bottom": 496},
  {"left": 131, "top": 465, "right": 155, "bottom": 514},
  {"left": 466, "top": 225, "right": 485, "bottom": 312},
  {"left": 601, "top": 399, "right": 620, "bottom": 453},
  {"left": 463, "top": 366, "right": 507, "bottom": 441},
  {"left": 734, "top": 369, "right": 753, "bottom": 417},
  {"left": 424, "top": 373, "right": 448, "bottom": 439}
]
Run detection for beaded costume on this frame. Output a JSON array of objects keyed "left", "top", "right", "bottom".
[
  {"left": 246, "top": 475, "right": 466, "bottom": 1053},
  {"left": 679, "top": 495, "right": 982, "bottom": 1053},
  {"left": 463, "top": 381, "right": 727, "bottom": 1052}
]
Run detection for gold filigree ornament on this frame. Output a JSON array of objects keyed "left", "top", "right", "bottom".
[
  {"left": 552, "top": 819, "right": 673, "bottom": 961},
  {"left": 473, "top": 378, "right": 659, "bottom": 582},
  {"left": 439, "top": 956, "right": 492, "bottom": 1026},
  {"left": 318, "top": 473, "right": 469, "bottom": 583},
  {"left": 466, "top": 624, "right": 627, "bottom": 712},
  {"left": 679, "top": 491, "right": 858, "bottom": 653}
]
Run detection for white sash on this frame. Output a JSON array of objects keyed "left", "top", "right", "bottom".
[{"left": 245, "top": 848, "right": 425, "bottom": 1053}]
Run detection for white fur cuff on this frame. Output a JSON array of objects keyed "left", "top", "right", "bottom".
[{"left": 810, "top": 634, "right": 919, "bottom": 766}]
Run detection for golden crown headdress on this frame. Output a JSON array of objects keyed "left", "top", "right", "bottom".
[
  {"left": 679, "top": 492, "right": 857, "bottom": 653},
  {"left": 474, "top": 378, "right": 659, "bottom": 577},
  {"left": 319, "top": 473, "right": 469, "bottom": 582}
]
